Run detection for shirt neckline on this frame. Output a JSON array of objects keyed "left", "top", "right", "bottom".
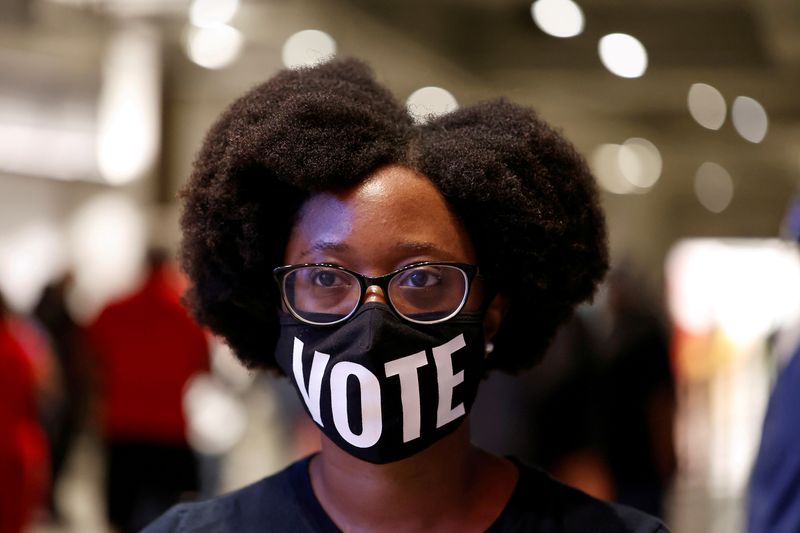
[{"left": 291, "top": 453, "right": 525, "bottom": 532}]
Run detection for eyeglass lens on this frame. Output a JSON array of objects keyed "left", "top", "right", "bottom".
[{"left": 282, "top": 265, "right": 468, "bottom": 324}]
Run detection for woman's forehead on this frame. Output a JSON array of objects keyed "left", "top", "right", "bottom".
[{"left": 284, "top": 165, "right": 476, "bottom": 268}]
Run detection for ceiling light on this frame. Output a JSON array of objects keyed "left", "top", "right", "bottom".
[
  {"left": 185, "top": 24, "right": 243, "bottom": 70},
  {"left": 406, "top": 87, "right": 458, "bottom": 124},
  {"left": 531, "top": 0, "right": 584, "bottom": 38},
  {"left": 687, "top": 83, "right": 726, "bottom": 130},
  {"left": 694, "top": 162, "right": 734, "bottom": 213},
  {"left": 282, "top": 30, "right": 336, "bottom": 69},
  {"left": 190, "top": 0, "right": 239, "bottom": 28},
  {"left": 598, "top": 33, "right": 648, "bottom": 78},
  {"left": 732, "top": 96, "right": 768, "bottom": 143},
  {"left": 619, "top": 137, "right": 662, "bottom": 189}
]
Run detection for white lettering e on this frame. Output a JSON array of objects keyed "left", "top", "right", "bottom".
[{"left": 432, "top": 334, "right": 467, "bottom": 428}]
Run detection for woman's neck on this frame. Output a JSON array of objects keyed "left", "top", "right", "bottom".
[{"left": 309, "top": 421, "right": 519, "bottom": 532}]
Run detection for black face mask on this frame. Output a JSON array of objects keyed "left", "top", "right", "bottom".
[{"left": 275, "top": 302, "right": 486, "bottom": 464}]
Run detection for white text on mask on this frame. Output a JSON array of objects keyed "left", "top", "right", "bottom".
[{"left": 291, "top": 334, "right": 467, "bottom": 448}]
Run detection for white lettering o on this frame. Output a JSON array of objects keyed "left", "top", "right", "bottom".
[{"left": 330, "top": 361, "right": 383, "bottom": 448}]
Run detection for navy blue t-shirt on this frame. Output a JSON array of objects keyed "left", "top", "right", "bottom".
[{"left": 144, "top": 455, "right": 668, "bottom": 532}]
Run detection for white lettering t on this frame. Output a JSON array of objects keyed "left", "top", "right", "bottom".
[{"left": 384, "top": 351, "right": 428, "bottom": 443}]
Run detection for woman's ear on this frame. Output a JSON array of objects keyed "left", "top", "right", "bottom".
[{"left": 483, "top": 293, "right": 510, "bottom": 343}]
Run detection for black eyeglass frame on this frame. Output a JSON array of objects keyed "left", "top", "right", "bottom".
[{"left": 273, "top": 261, "right": 480, "bottom": 326}]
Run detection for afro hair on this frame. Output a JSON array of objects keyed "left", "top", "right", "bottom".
[{"left": 179, "top": 57, "right": 608, "bottom": 374}]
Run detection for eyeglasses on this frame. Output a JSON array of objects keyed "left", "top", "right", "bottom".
[{"left": 273, "top": 261, "right": 479, "bottom": 325}]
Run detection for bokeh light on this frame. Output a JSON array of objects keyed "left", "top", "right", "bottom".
[
  {"left": 598, "top": 33, "right": 648, "bottom": 78},
  {"left": 282, "top": 29, "right": 336, "bottom": 69},
  {"left": 184, "top": 374, "right": 248, "bottom": 455},
  {"left": 731, "top": 96, "right": 768, "bottom": 143},
  {"left": 211, "top": 341, "right": 256, "bottom": 393},
  {"left": 189, "top": 0, "right": 239, "bottom": 28},
  {"left": 530, "top": 0, "right": 584, "bottom": 39},
  {"left": 97, "top": 24, "right": 160, "bottom": 185},
  {"left": 592, "top": 140, "right": 660, "bottom": 194},
  {"left": 406, "top": 86, "right": 458, "bottom": 124},
  {"left": 667, "top": 239, "right": 800, "bottom": 343},
  {"left": 68, "top": 193, "right": 146, "bottom": 321},
  {"left": 0, "top": 123, "right": 95, "bottom": 182},
  {"left": 592, "top": 144, "right": 634, "bottom": 195},
  {"left": 687, "top": 83, "right": 726, "bottom": 130},
  {"left": 619, "top": 137, "right": 662, "bottom": 189},
  {"left": 0, "top": 222, "right": 66, "bottom": 312},
  {"left": 185, "top": 24, "right": 244, "bottom": 70},
  {"left": 694, "top": 162, "right": 734, "bottom": 214}
]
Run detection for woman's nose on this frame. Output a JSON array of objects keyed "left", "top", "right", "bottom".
[{"left": 364, "top": 284, "right": 387, "bottom": 304}]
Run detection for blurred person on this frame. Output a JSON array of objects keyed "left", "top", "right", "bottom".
[
  {"left": 473, "top": 268, "right": 676, "bottom": 519},
  {"left": 146, "top": 58, "right": 667, "bottom": 531},
  {"left": 0, "top": 292, "right": 50, "bottom": 533},
  {"left": 748, "top": 339, "right": 800, "bottom": 533},
  {"left": 33, "top": 272, "right": 91, "bottom": 521},
  {"left": 748, "top": 195, "right": 800, "bottom": 533},
  {"left": 87, "top": 248, "right": 209, "bottom": 532},
  {"left": 471, "top": 312, "right": 613, "bottom": 501},
  {"left": 593, "top": 267, "right": 676, "bottom": 518}
]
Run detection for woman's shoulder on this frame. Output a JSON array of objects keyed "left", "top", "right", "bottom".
[
  {"left": 490, "top": 459, "right": 670, "bottom": 533},
  {"left": 142, "top": 455, "right": 321, "bottom": 533}
]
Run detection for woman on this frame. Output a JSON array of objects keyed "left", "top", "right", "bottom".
[
  {"left": 147, "top": 58, "right": 668, "bottom": 532},
  {"left": 0, "top": 293, "right": 49, "bottom": 533}
]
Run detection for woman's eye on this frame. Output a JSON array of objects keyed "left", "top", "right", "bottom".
[
  {"left": 312, "top": 269, "right": 343, "bottom": 287},
  {"left": 401, "top": 267, "right": 441, "bottom": 288}
]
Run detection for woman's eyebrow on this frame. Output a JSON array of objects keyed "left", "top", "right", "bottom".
[
  {"left": 299, "top": 241, "right": 350, "bottom": 258},
  {"left": 395, "top": 241, "right": 458, "bottom": 259},
  {"left": 299, "top": 240, "right": 457, "bottom": 260}
]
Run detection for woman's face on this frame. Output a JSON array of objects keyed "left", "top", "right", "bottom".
[{"left": 284, "top": 164, "right": 499, "bottom": 325}]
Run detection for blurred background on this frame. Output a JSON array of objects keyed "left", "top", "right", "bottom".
[{"left": 0, "top": 0, "right": 798, "bottom": 532}]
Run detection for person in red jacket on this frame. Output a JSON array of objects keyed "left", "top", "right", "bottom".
[
  {"left": 87, "top": 249, "right": 209, "bottom": 533},
  {"left": 0, "top": 294, "right": 49, "bottom": 533}
]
